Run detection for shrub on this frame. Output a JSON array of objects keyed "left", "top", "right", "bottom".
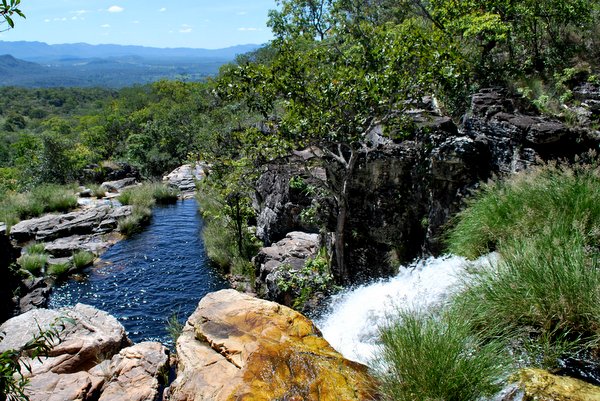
[
  {"left": 72, "top": 250, "right": 94, "bottom": 269},
  {"left": 375, "top": 307, "right": 510, "bottom": 401},
  {"left": 17, "top": 254, "right": 47, "bottom": 276}
]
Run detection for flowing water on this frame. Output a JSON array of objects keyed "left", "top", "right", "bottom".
[
  {"left": 315, "top": 254, "right": 497, "bottom": 365},
  {"left": 48, "top": 199, "right": 228, "bottom": 348}
]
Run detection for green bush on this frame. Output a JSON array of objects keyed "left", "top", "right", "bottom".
[
  {"left": 17, "top": 254, "right": 47, "bottom": 276},
  {"left": 72, "top": 250, "right": 94, "bottom": 269},
  {"left": 375, "top": 308, "right": 510, "bottom": 401}
]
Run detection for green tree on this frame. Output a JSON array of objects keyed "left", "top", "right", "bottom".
[{"left": 220, "top": 0, "right": 459, "bottom": 282}]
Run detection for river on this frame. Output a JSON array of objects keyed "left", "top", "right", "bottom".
[{"left": 48, "top": 199, "right": 228, "bottom": 348}]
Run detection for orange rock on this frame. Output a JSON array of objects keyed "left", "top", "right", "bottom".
[{"left": 167, "top": 289, "right": 378, "bottom": 401}]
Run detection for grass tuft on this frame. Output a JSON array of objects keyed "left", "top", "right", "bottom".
[
  {"left": 72, "top": 250, "right": 94, "bottom": 269},
  {"left": 17, "top": 254, "right": 47, "bottom": 276},
  {"left": 116, "top": 182, "right": 177, "bottom": 236},
  {"left": 47, "top": 262, "right": 72, "bottom": 279},
  {"left": 375, "top": 307, "right": 511, "bottom": 401},
  {"left": 25, "top": 242, "right": 46, "bottom": 255}
]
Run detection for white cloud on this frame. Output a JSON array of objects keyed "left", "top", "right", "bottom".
[
  {"left": 108, "top": 5, "right": 124, "bottom": 13},
  {"left": 179, "top": 24, "right": 192, "bottom": 33},
  {"left": 159, "top": 7, "right": 167, "bottom": 12},
  {"left": 101, "top": 24, "right": 111, "bottom": 28},
  {"left": 238, "top": 27, "right": 260, "bottom": 31},
  {"left": 132, "top": 20, "right": 140, "bottom": 24},
  {"left": 71, "top": 10, "right": 88, "bottom": 15},
  {"left": 237, "top": 11, "right": 247, "bottom": 15},
  {"left": 44, "top": 18, "right": 51, "bottom": 23}
]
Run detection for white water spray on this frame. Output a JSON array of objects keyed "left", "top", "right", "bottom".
[{"left": 315, "top": 254, "right": 497, "bottom": 365}]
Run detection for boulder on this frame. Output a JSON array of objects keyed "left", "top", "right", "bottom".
[
  {"left": 98, "top": 342, "right": 169, "bottom": 401},
  {"left": 499, "top": 368, "right": 600, "bottom": 401},
  {"left": 0, "top": 304, "right": 168, "bottom": 401},
  {"left": 163, "top": 163, "right": 209, "bottom": 195},
  {"left": 100, "top": 177, "right": 138, "bottom": 193},
  {"left": 253, "top": 232, "right": 319, "bottom": 304},
  {"left": 0, "top": 304, "right": 129, "bottom": 375},
  {"left": 166, "top": 289, "right": 377, "bottom": 401},
  {"left": 9, "top": 205, "right": 133, "bottom": 243}
]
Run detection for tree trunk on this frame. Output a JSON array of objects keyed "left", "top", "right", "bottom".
[{"left": 334, "top": 149, "right": 359, "bottom": 284}]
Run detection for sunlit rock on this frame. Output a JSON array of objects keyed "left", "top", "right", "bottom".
[
  {"left": 167, "top": 289, "right": 377, "bottom": 401},
  {"left": 499, "top": 368, "right": 600, "bottom": 401},
  {"left": 0, "top": 304, "right": 168, "bottom": 401}
]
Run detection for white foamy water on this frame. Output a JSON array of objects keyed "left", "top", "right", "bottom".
[{"left": 315, "top": 254, "right": 497, "bottom": 365}]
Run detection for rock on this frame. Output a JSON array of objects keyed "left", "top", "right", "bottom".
[
  {"left": 253, "top": 162, "right": 322, "bottom": 245},
  {"left": 167, "top": 289, "right": 377, "bottom": 401},
  {"left": 100, "top": 177, "right": 138, "bottom": 193},
  {"left": 44, "top": 233, "right": 121, "bottom": 258},
  {"left": 0, "top": 304, "right": 129, "bottom": 375},
  {"left": 81, "top": 162, "right": 140, "bottom": 185},
  {"left": 9, "top": 205, "right": 132, "bottom": 244},
  {"left": 0, "top": 304, "right": 168, "bottom": 401},
  {"left": 98, "top": 342, "right": 169, "bottom": 401},
  {"left": 163, "top": 163, "right": 209, "bottom": 195},
  {"left": 499, "top": 368, "right": 600, "bottom": 401},
  {"left": 253, "top": 232, "right": 319, "bottom": 304}
]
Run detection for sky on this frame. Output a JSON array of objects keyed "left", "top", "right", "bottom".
[{"left": 0, "top": 1, "right": 277, "bottom": 49}]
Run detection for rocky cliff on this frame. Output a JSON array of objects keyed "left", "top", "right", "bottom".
[{"left": 253, "top": 88, "right": 600, "bottom": 284}]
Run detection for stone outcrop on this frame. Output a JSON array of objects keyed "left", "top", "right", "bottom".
[
  {"left": 253, "top": 89, "right": 600, "bottom": 283},
  {"left": 499, "top": 368, "right": 600, "bottom": 401},
  {"left": 253, "top": 231, "right": 319, "bottom": 304},
  {"left": 0, "top": 304, "right": 169, "bottom": 401},
  {"left": 163, "top": 163, "right": 209, "bottom": 195},
  {"left": 100, "top": 177, "right": 138, "bottom": 193},
  {"left": 166, "top": 289, "right": 377, "bottom": 401},
  {"left": 9, "top": 205, "right": 132, "bottom": 244},
  {"left": 80, "top": 162, "right": 140, "bottom": 184}
]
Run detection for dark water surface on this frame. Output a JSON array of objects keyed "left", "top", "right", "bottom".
[{"left": 48, "top": 199, "right": 228, "bottom": 347}]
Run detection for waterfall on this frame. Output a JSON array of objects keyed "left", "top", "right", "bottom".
[{"left": 315, "top": 254, "right": 497, "bottom": 365}]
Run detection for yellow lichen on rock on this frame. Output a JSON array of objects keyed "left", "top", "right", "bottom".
[
  {"left": 516, "top": 368, "right": 600, "bottom": 401},
  {"left": 167, "top": 289, "right": 377, "bottom": 401}
]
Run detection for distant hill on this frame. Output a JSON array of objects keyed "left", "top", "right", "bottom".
[
  {"left": 0, "top": 41, "right": 262, "bottom": 88},
  {"left": 0, "top": 41, "right": 260, "bottom": 63}
]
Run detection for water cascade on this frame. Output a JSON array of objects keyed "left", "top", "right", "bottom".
[{"left": 315, "top": 254, "right": 496, "bottom": 364}]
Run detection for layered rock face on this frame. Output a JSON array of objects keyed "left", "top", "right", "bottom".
[
  {"left": 167, "top": 289, "right": 377, "bottom": 401},
  {"left": 0, "top": 304, "right": 169, "bottom": 401},
  {"left": 253, "top": 89, "right": 600, "bottom": 282}
]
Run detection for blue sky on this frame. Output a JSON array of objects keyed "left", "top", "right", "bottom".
[{"left": 0, "top": 1, "right": 277, "bottom": 49}]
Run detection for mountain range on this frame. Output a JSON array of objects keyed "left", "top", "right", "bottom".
[{"left": 0, "top": 41, "right": 261, "bottom": 87}]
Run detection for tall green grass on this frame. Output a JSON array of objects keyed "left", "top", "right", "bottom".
[
  {"left": 375, "top": 308, "right": 511, "bottom": 401},
  {"left": 116, "top": 182, "right": 179, "bottom": 236},
  {"left": 72, "top": 250, "right": 94, "bottom": 269},
  {"left": 17, "top": 254, "right": 47, "bottom": 276},
  {"left": 0, "top": 184, "right": 78, "bottom": 229},
  {"left": 445, "top": 162, "right": 600, "bottom": 364}
]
